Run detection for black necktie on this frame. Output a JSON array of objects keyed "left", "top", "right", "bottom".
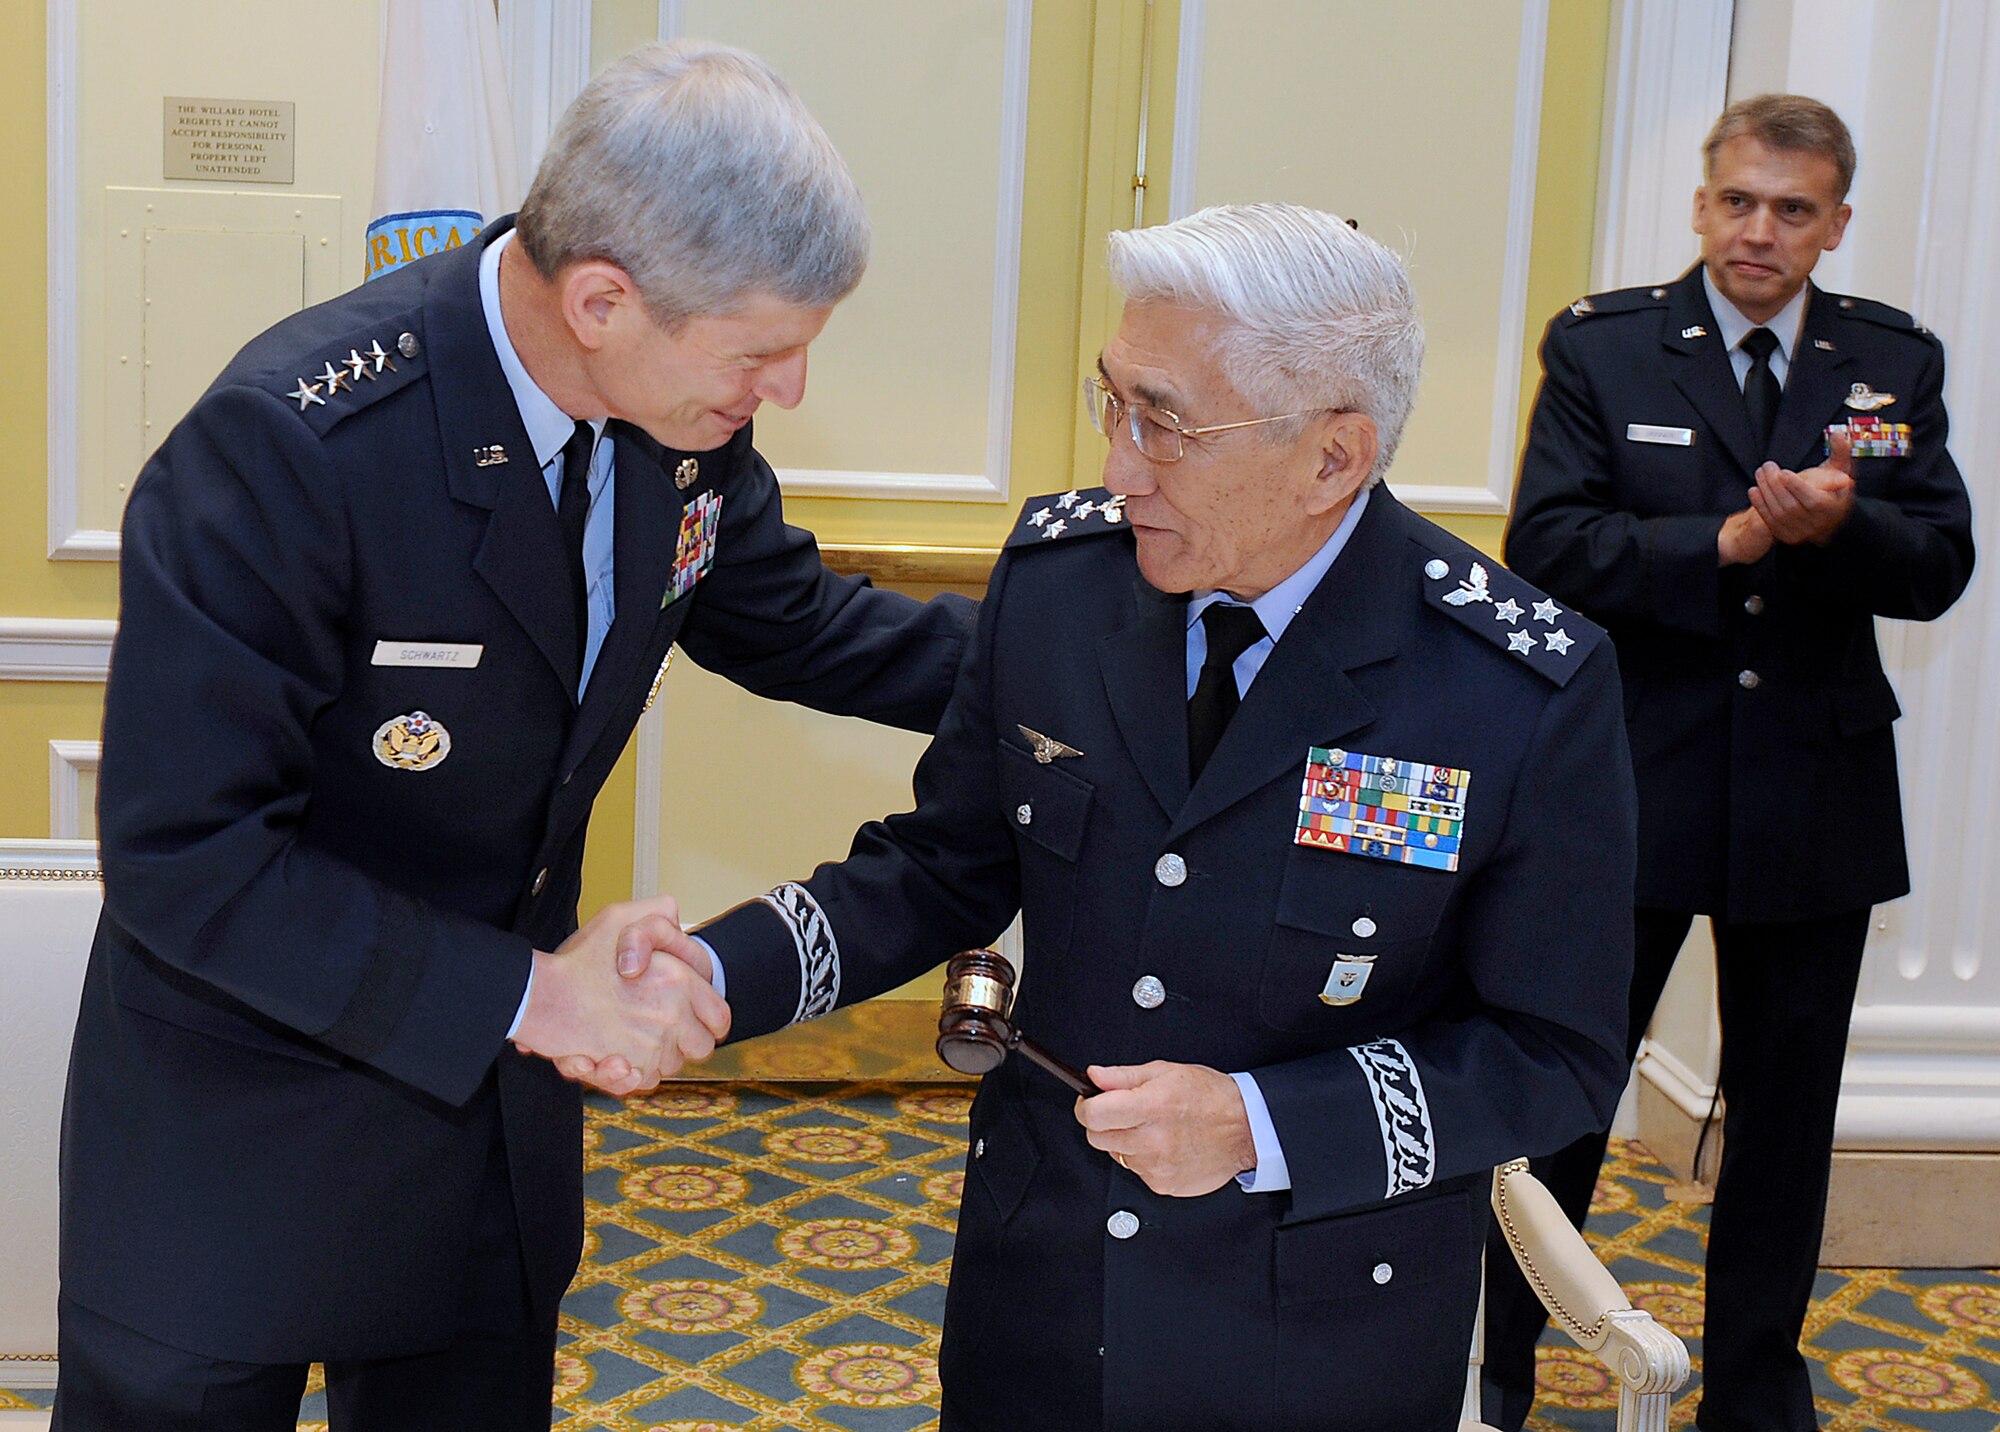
[
  {"left": 556, "top": 421, "right": 595, "bottom": 675},
  {"left": 1188, "top": 603, "right": 1267, "bottom": 781},
  {"left": 1739, "top": 326, "right": 1782, "bottom": 460}
]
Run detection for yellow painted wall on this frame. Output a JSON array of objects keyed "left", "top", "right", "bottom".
[{"left": 2, "top": 0, "right": 1612, "bottom": 889}]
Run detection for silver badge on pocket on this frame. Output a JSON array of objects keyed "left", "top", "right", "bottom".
[{"left": 1319, "top": 954, "right": 1376, "bottom": 1007}]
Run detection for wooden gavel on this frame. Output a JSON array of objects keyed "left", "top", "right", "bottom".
[{"left": 936, "top": 950, "right": 1098, "bottom": 1096}]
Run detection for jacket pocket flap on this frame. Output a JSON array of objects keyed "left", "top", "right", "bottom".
[
  {"left": 1276, "top": 1185, "right": 1476, "bottom": 1305},
  {"left": 997, "top": 739, "right": 1093, "bottom": 863}
]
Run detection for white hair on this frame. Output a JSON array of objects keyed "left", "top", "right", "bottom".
[
  {"left": 516, "top": 40, "right": 869, "bottom": 326},
  {"left": 1106, "top": 203, "right": 1423, "bottom": 485}
]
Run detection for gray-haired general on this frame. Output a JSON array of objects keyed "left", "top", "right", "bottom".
[
  {"left": 56, "top": 41, "right": 970, "bottom": 1429},
  {"left": 664, "top": 203, "right": 1639, "bottom": 1430}
]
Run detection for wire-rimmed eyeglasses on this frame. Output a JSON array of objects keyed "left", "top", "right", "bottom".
[{"left": 1082, "top": 373, "right": 1329, "bottom": 464}]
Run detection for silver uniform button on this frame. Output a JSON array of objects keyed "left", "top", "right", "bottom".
[
  {"left": 1423, "top": 559, "right": 1449, "bottom": 581},
  {"left": 1351, "top": 916, "right": 1377, "bottom": 938},
  {"left": 1131, "top": 975, "right": 1166, "bottom": 1010},
  {"left": 974, "top": 1137, "right": 986, "bottom": 1158},
  {"left": 398, "top": 331, "right": 420, "bottom": 358},
  {"left": 1155, "top": 853, "right": 1187, "bottom": 887},
  {"left": 530, "top": 867, "right": 548, "bottom": 897},
  {"left": 1372, "top": 1261, "right": 1393, "bottom": 1285},
  {"left": 1738, "top": 669, "right": 1762, "bottom": 690},
  {"left": 1016, "top": 803, "right": 1033, "bottom": 826},
  {"left": 1744, "top": 594, "right": 1766, "bottom": 616},
  {"left": 1107, "top": 1210, "right": 1140, "bottom": 1240}
]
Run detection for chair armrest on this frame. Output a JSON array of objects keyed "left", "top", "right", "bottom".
[{"left": 1490, "top": 1159, "right": 1690, "bottom": 1396}]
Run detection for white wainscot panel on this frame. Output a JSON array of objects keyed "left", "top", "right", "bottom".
[
  {"left": 1171, "top": 0, "right": 1548, "bottom": 514},
  {"left": 668, "top": 0, "right": 1031, "bottom": 503}
]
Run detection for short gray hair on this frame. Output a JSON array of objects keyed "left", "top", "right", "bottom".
[
  {"left": 1106, "top": 203, "right": 1423, "bottom": 485},
  {"left": 516, "top": 40, "right": 869, "bottom": 327}
]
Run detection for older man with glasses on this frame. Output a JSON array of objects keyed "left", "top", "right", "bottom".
[{"left": 648, "top": 202, "right": 1639, "bottom": 1430}]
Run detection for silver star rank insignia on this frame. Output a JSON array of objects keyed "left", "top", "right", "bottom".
[
  {"left": 1544, "top": 629, "right": 1575, "bottom": 655},
  {"left": 1506, "top": 630, "right": 1536, "bottom": 655},
  {"left": 1017, "top": 724, "right": 1084, "bottom": 764},
  {"left": 1493, "top": 597, "right": 1524, "bottom": 624},
  {"left": 1532, "top": 598, "right": 1562, "bottom": 624},
  {"left": 287, "top": 377, "right": 325, "bottom": 410}
]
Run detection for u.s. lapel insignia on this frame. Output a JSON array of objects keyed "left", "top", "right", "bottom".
[
  {"left": 674, "top": 458, "right": 700, "bottom": 491},
  {"left": 1845, "top": 382, "right": 1897, "bottom": 412},
  {"left": 473, "top": 445, "right": 508, "bottom": 467},
  {"left": 1295, "top": 746, "right": 1466, "bottom": 871},
  {"left": 1813, "top": 338, "right": 1836, "bottom": 352},
  {"left": 1016, "top": 724, "right": 1083, "bottom": 764},
  {"left": 373, "top": 710, "right": 451, "bottom": 771},
  {"left": 641, "top": 648, "right": 676, "bottom": 714},
  {"left": 1319, "top": 954, "right": 1377, "bottom": 1007},
  {"left": 1681, "top": 325, "right": 1707, "bottom": 340},
  {"left": 664, "top": 491, "right": 722, "bottom": 606}
]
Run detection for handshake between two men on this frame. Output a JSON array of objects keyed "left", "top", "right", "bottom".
[{"left": 511, "top": 895, "right": 728, "bottom": 1096}]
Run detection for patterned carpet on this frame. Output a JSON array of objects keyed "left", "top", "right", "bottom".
[{"left": 5, "top": 1083, "right": 1997, "bottom": 1428}]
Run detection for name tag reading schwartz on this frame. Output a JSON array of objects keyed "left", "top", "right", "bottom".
[
  {"left": 1626, "top": 423, "right": 1694, "bottom": 446},
  {"left": 371, "top": 641, "right": 484, "bottom": 669}
]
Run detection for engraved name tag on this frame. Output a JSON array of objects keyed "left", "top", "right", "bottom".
[
  {"left": 371, "top": 641, "right": 484, "bottom": 669},
  {"left": 1627, "top": 424, "right": 1694, "bottom": 446}
]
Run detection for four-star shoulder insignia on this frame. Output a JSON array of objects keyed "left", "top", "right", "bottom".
[
  {"left": 1005, "top": 487, "right": 1131, "bottom": 548},
  {"left": 1421, "top": 550, "right": 1604, "bottom": 687},
  {"left": 1827, "top": 291, "right": 1939, "bottom": 345},
  {"left": 270, "top": 322, "right": 423, "bottom": 432},
  {"left": 1557, "top": 283, "right": 1670, "bottom": 327}
]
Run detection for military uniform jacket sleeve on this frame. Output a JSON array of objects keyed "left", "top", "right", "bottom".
[
  {"left": 95, "top": 224, "right": 972, "bottom": 1111},
  {"left": 699, "top": 488, "right": 1635, "bottom": 1216},
  {"left": 1505, "top": 270, "right": 1974, "bottom": 636}
]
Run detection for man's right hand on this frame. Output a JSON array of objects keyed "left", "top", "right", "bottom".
[
  {"left": 1717, "top": 506, "right": 1775, "bottom": 566},
  {"left": 513, "top": 895, "right": 731, "bottom": 1096}
]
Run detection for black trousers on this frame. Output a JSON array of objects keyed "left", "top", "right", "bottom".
[
  {"left": 1481, "top": 905, "right": 1870, "bottom": 1432},
  {"left": 54, "top": 1114, "right": 559, "bottom": 1431}
]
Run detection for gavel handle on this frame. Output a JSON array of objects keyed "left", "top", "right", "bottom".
[{"left": 1012, "top": 1033, "right": 1099, "bottom": 1097}]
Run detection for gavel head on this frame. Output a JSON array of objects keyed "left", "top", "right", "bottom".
[{"left": 936, "top": 950, "right": 1019, "bottom": 1076}]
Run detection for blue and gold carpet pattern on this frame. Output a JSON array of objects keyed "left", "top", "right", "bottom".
[{"left": 5, "top": 1083, "right": 1997, "bottom": 1428}]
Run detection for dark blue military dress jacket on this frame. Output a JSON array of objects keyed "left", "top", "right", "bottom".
[
  {"left": 701, "top": 485, "right": 1636, "bottom": 1431},
  {"left": 63, "top": 218, "right": 971, "bottom": 1362},
  {"left": 1506, "top": 266, "right": 1974, "bottom": 921}
]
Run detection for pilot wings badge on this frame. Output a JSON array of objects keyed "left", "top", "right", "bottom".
[{"left": 1017, "top": 725, "right": 1084, "bottom": 764}]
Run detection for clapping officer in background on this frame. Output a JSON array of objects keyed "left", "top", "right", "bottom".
[
  {"left": 57, "top": 41, "right": 971, "bottom": 1430},
  {"left": 1488, "top": 95, "right": 1974, "bottom": 1432},
  {"left": 643, "top": 203, "right": 1637, "bottom": 1431}
]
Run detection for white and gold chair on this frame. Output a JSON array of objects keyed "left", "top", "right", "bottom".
[
  {"left": 0, "top": 840, "right": 101, "bottom": 1408},
  {"left": 1460, "top": 1158, "right": 1691, "bottom": 1431}
]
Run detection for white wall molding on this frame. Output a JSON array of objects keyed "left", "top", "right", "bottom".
[
  {"left": 632, "top": 702, "right": 666, "bottom": 900},
  {"left": 496, "top": 0, "right": 592, "bottom": 193},
  {"left": 1477, "top": 0, "right": 1551, "bottom": 519},
  {"left": 48, "top": 741, "right": 100, "bottom": 840},
  {"left": 45, "top": 0, "right": 108, "bottom": 561},
  {"left": 1169, "top": 0, "right": 1543, "bottom": 517},
  {"left": 0, "top": 619, "right": 116, "bottom": 681},
  {"left": 1590, "top": 0, "right": 1733, "bottom": 292}
]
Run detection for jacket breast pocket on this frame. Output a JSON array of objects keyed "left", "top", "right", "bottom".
[
  {"left": 997, "top": 739, "right": 1092, "bottom": 952},
  {"left": 1258, "top": 851, "right": 1452, "bottom": 1033}
]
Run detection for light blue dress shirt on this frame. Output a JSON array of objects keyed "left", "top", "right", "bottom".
[
  {"left": 478, "top": 231, "right": 617, "bottom": 697},
  {"left": 1182, "top": 487, "right": 1371, "bottom": 1195},
  {"left": 483, "top": 231, "right": 617, "bottom": 1038},
  {"left": 1703, "top": 266, "right": 1807, "bottom": 393}
]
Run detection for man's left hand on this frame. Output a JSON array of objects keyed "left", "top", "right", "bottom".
[
  {"left": 1748, "top": 429, "right": 1856, "bottom": 546},
  {"left": 1074, "top": 1061, "right": 1256, "bottom": 1197}
]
